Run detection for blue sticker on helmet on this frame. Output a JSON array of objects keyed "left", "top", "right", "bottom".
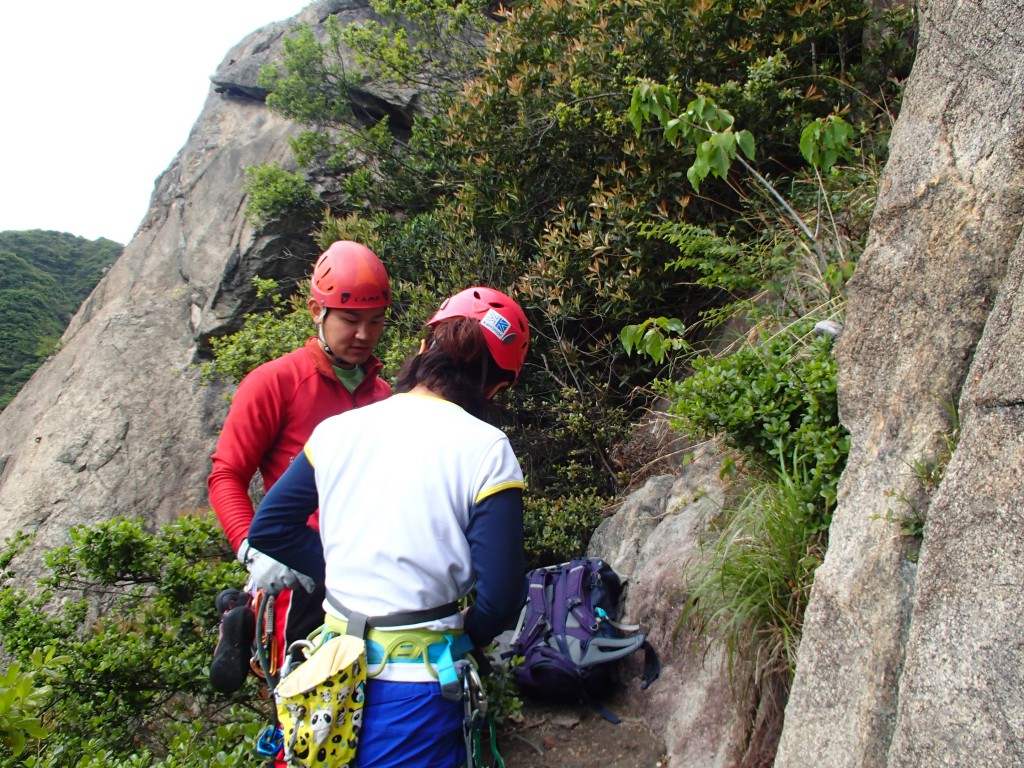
[{"left": 481, "top": 308, "right": 512, "bottom": 342}]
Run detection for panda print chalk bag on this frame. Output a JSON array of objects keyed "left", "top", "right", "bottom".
[{"left": 275, "top": 633, "right": 367, "bottom": 768}]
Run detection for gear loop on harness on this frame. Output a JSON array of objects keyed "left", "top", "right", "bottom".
[
  {"left": 460, "top": 661, "right": 503, "bottom": 768},
  {"left": 252, "top": 591, "right": 280, "bottom": 690}
]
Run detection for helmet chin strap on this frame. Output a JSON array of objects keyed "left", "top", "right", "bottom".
[
  {"left": 316, "top": 310, "right": 355, "bottom": 369},
  {"left": 316, "top": 319, "right": 335, "bottom": 358}
]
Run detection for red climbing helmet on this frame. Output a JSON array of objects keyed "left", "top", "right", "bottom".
[
  {"left": 310, "top": 241, "right": 391, "bottom": 309},
  {"left": 427, "top": 287, "right": 530, "bottom": 381}
]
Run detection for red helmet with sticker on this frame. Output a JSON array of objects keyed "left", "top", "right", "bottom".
[
  {"left": 427, "top": 287, "right": 530, "bottom": 381},
  {"left": 310, "top": 241, "right": 391, "bottom": 309}
]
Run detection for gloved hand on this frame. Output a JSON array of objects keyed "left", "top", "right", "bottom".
[{"left": 236, "top": 539, "right": 315, "bottom": 595}]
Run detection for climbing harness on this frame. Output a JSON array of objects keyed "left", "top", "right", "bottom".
[{"left": 252, "top": 590, "right": 508, "bottom": 768}]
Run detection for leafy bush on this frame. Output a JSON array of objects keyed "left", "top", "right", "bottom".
[
  {"left": 232, "top": 0, "right": 912, "bottom": 517},
  {"left": 59, "top": 719, "right": 264, "bottom": 768},
  {"left": 0, "top": 648, "right": 66, "bottom": 758},
  {"left": 0, "top": 516, "right": 266, "bottom": 767},
  {"left": 242, "top": 163, "right": 321, "bottom": 231},
  {"left": 522, "top": 493, "right": 606, "bottom": 571},
  {"left": 199, "top": 277, "right": 313, "bottom": 386},
  {"left": 658, "top": 325, "right": 849, "bottom": 524}
]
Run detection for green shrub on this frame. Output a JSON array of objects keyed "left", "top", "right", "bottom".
[
  {"left": 242, "top": 163, "right": 321, "bottom": 231},
  {"left": 523, "top": 492, "right": 606, "bottom": 570},
  {"left": 199, "top": 278, "right": 312, "bottom": 386},
  {"left": 0, "top": 516, "right": 262, "bottom": 767},
  {"left": 232, "top": 0, "right": 913, "bottom": 510},
  {"left": 658, "top": 324, "right": 848, "bottom": 525},
  {"left": 0, "top": 648, "right": 65, "bottom": 758}
]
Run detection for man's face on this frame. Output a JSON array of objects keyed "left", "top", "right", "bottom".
[{"left": 316, "top": 305, "right": 387, "bottom": 367}]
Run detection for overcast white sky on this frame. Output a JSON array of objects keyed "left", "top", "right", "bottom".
[{"left": 0, "top": 1, "right": 311, "bottom": 244}]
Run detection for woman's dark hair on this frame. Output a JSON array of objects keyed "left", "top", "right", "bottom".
[{"left": 395, "top": 317, "right": 514, "bottom": 420}]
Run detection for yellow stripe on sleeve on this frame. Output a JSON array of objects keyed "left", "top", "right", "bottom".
[{"left": 474, "top": 481, "right": 525, "bottom": 504}]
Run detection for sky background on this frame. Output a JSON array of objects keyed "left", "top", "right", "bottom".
[{"left": 0, "top": 1, "right": 311, "bottom": 245}]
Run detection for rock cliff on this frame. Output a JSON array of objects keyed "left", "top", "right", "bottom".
[
  {"left": 586, "top": 2, "right": 1024, "bottom": 766},
  {"left": 774, "top": 1, "right": 1024, "bottom": 765}
]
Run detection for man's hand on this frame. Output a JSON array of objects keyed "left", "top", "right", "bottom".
[{"left": 236, "top": 539, "right": 315, "bottom": 595}]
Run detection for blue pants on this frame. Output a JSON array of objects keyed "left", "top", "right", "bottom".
[{"left": 354, "top": 679, "right": 465, "bottom": 767}]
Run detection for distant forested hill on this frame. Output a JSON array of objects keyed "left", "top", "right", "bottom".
[{"left": 0, "top": 230, "right": 122, "bottom": 410}]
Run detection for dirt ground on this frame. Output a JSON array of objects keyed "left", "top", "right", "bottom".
[{"left": 489, "top": 692, "right": 667, "bottom": 768}]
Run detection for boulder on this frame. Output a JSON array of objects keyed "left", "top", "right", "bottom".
[{"left": 590, "top": 447, "right": 751, "bottom": 768}]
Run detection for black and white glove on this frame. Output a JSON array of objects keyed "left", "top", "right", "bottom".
[{"left": 236, "top": 539, "right": 315, "bottom": 595}]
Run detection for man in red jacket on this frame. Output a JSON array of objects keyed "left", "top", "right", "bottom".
[{"left": 207, "top": 240, "right": 392, "bottom": 699}]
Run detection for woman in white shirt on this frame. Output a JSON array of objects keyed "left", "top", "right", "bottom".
[{"left": 249, "top": 286, "right": 530, "bottom": 767}]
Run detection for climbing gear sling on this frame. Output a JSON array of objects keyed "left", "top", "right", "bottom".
[
  {"left": 252, "top": 592, "right": 286, "bottom": 760},
  {"left": 461, "top": 659, "right": 505, "bottom": 768}
]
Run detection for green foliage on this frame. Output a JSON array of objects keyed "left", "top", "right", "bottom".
[
  {"left": 260, "top": 15, "right": 375, "bottom": 129},
  {"left": 0, "top": 648, "right": 67, "bottom": 757},
  {"left": 800, "top": 115, "right": 858, "bottom": 172},
  {"left": 658, "top": 315, "right": 851, "bottom": 703},
  {"left": 659, "top": 325, "right": 849, "bottom": 520},
  {"left": 629, "top": 86, "right": 756, "bottom": 192},
  {"left": 221, "top": 0, "right": 913, "bottom": 567},
  {"left": 199, "top": 277, "right": 313, "bottom": 385},
  {"left": 242, "top": 164, "right": 321, "bottom": 231},
  {"left": 479, "top": 662, "right": 523, "bottom": 725},
  {"left": 339, "top": 0, "right": 487, "bottom": 91},
  {"left": 0, "top": 516, "right": 262, "bottom": 767},
  {"left": 620, "top": 317, "right": 689, "bottom": 366},
  {"left": 0, "top": 230, "right": 121, "bottom": 411},
  {"left": 626, "top": 125, "right": 879, "bottom": 341},
  {"left": 639, "top": 219, "right": 767, "bottom": 308},
  {"left": 57, "top": 718, "right": 264, "bottom": 768},
  {"left": 679, "top": 459, "right": 827, "bottom": 684},
  {"left": 522, "top": 492, "right": 606, "bottom": 571}
]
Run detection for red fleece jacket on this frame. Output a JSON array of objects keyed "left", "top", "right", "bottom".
[{"left": 208, "top": 338, "right": 390, "bottom": 551}]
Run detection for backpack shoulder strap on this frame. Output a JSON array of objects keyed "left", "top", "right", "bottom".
[{"left": 511, "top": 566, "right": 558, "bottom": 653}]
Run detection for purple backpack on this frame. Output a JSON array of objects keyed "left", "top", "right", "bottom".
[{"left": 508, "top": 558, "right": 660, "bottom": 722}]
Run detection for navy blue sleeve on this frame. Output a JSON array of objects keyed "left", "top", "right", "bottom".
[
  {"left": 463, "top": 487, "right": 526, "bottom": 647},
  {"left": 248, "top": 451, "right": 324, "bottom": 584}
]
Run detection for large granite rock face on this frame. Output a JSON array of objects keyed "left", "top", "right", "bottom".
[
  {"left": 0, "top": 0, "right": 415, "bottom": 585},
  {"left": 594, "top": 3, "right": 1024, "bottom": 765},
  {"left": 775, "top": 1, "right": 1024, "bottom": 766}
]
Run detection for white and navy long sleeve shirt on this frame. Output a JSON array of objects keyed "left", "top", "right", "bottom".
[{"left": 249, "top": 392, "right": 526, "bottom": 648}]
